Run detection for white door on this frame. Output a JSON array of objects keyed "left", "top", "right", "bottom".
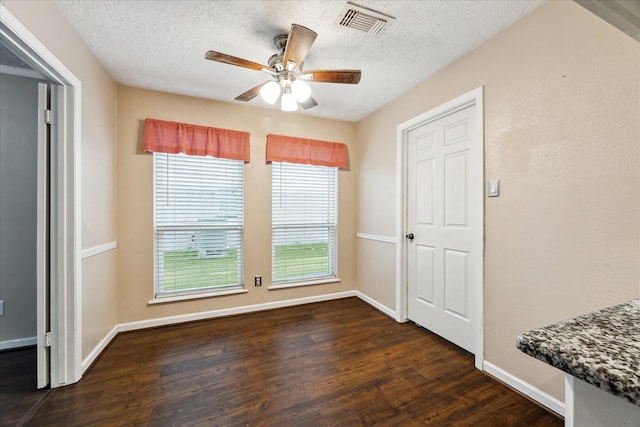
[
  {"left": 406, "top": 103, "right": 481, "bottom": 353},
  {"left": 36, "top": 82, "right": 50, "bottom": 388}
]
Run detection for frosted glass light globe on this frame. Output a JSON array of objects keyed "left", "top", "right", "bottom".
[
  {"left": 291, "top": 80, "right": 311, "bottom": 103},
  {"left": 259, "top": 81, "right": 280, "bottom": 104},
  {"left": 281, "top": 92, "right": 298, "bottom": 111}
]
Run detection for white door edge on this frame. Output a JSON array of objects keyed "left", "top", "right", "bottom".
[
  {"left": 1, "top": 4, "right": 83, "bottom": 387},
  {"left": 36, "top": 82, "right": 50, "bottom": 388},
  {"left": 396, "top": 86, "right": 484, "bottom": 369}
]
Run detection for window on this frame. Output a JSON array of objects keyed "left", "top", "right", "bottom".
[
  {"left": 271, "top": 161, "right": 337, "bottom": 284},
  {"left": 153, "top": 152, "right": 244, "bottom": 296}
]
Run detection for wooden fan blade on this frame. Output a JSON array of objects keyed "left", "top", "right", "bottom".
[
  {"left": 282, "top": 24, "right": 317, "bottom": 71},
  {"left": 235, "top": 82, "right": 270, "bottom": 102},
  {"left": 299, "top": 96, "right": 318, "bottom": 110},
  {"left": 205, "top": 50, "right": 269, "bottom": 72},
  {"left": 302, "top": 70, "right": 361, "bottom": 84}
]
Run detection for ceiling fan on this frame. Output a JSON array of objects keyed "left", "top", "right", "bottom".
[{"left": 205, "top": 24, "right": 361, "bottom": 112}]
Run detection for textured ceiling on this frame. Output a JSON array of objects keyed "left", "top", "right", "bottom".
[{"left": 53, "top": 0, "right": 545, "bottom": 122}]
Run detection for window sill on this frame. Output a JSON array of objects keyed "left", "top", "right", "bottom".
[
  {"left": 148, "top": 288, "right": 248, "bottom": 305},
  {"left": 268, "top": 277, "right": 341, "bottom": 290}
]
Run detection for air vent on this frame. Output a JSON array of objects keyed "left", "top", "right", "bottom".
[{"left": 336, "top": 2, "right": 395, "bottom": 36}]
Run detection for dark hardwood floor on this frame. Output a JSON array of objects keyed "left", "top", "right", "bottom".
[
  {"left": 2, "top": 298, "right": 562, "bottom": 426},
  {"left": 0, "top": 346, "right": 50, "bottom": 426}
]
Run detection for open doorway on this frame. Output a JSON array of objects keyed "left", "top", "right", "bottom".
[
  {"left": 0, "top": 4, "right": 81, "bottom": 391},
  {"left": 0, "top": 45, "right": 45, "bottom": 354},
  {"left": 0, "top": 44, "right": 53, "bottom": 426}
]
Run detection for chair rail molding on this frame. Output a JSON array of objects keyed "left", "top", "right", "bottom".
[
  {"left": 81, "top": 241, "right": 117, "bottom": 260},
  {"left": 355, "top": 232, "right": 397, "bottom": 244}
]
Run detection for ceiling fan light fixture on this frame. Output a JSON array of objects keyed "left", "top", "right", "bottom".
[
  {"left": 281, "top": 90, "right": 298, "bottom": 112},
  {"left": 291, "top": 80, "right": 311, "bottom": 102},
  {"left": 205, "top": 23, "right": 361, "bottom": 112},
  {"left": 260, "top": 81, "right": 280, "bottom": 104}
]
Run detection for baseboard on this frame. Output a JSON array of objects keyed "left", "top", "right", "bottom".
[
  {"left": 355, "top": 291, "right": 396, "bottom": 318},
  {"left": 81, "top": 325, "right": 118, "bottom": 373},
  {"left": 0, "top": 336, "right": 37, "bottom": 350},
  {"left": 119, "top": 290, "right": 358, "bottom": 332},
  {"left": 483, "top": 361, "right": 565, "bottom": 417}
]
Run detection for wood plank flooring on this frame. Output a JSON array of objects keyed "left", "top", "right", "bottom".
[
  {"left": 5, "top": 298, "right": 562, "bottom": 426},
  {"left": 0, "top": 347, "right": 50, "bottom": 426}
]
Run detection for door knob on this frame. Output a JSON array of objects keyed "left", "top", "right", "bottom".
[{"left": 406, "top": 233, "right": 414, "bottom": 241}]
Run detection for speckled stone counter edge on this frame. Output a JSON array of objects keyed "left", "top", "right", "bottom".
[{"left": 516, "top": 299, "right": 640, "bottom": 407}]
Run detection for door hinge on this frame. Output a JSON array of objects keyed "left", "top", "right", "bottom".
[
  {"left": 44, "top": 109, "right": 54, "bottom": 125},
  {"left": 44, "top": 332, "right": 52, "bottom": 347}
]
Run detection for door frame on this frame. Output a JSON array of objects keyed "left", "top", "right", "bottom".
[
  {"left": 395, "top": 86, "right": 484, "bottom": 369},
  {"left": 1, "top": 5, "right": 82, "bottom": 387}
]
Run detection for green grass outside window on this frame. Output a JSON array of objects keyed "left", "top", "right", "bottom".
[{"left": 162, "top": 243, "right": 329, "bottom": 291}]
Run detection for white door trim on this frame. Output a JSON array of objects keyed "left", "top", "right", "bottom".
[
  {"left": 396, "top": 87, "right": 484, "bottom": 369},
  {"left": 1, "top": 5, "right": 82, "bottom": 387}
]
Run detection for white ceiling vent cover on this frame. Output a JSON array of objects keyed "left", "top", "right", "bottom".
[{"left": 336, "top": 2, "right": 395, "bottom": 36}]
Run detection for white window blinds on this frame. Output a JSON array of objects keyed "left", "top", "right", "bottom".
[
  {"left": 154, "top": 153, "right": 244, "bottom": 296},
  {"left": 271, "top": 161, "right": 337, "bottom": 283}
]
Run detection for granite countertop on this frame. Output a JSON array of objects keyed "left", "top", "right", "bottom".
[{"left": 516, "top": 299, "right": 640, "bottom": 407}]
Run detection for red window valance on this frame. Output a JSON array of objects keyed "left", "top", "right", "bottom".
[
  {"left": 266, "top": 134, "right": 348, "bottom": 168},
  {"left": 143, "top": 118, "right": 250, "bottom": 162}
]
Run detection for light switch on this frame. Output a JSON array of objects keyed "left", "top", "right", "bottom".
[{"left": 488, "top": 180, "right": 500, "bottom": 197}]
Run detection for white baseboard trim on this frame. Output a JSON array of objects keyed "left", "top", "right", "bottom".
[
  {"left": 356, "top": 232, "right": 397, "bottom": 244},
  {"left": 0, "top": 336, "right": 37, "bottom": 350},
  {"left": 81, "top": 325, "right": 118, "bottom": 373},
  {"left": 81, "top": 241, "right": 117, "bottom": 260},
  {"left": 355, "top": 291, "right": 396, "bottom": 318},
  {"left": 483, "top": 361, "right": 565, "bottom": 417},
  {"left": 119, "top": 290, "right": 358, "bottom": 332}
]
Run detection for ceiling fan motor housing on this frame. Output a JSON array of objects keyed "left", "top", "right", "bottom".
[
  {"left": 268, "top": 53, "right": 284, "bottom": 71},
  {"left": 268, "top": 53, "right": 304, "bottom": 79},
  {"left": 274, "top": 33, "right": 288, "bottom": 53}
]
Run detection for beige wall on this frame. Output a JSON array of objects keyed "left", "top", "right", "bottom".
[
  {"left": 116, "top": 86, "right": 356, "bottom": 324},
  {"left": 2, "top": 1, "right": 119, "bottom": 358},
  {"left": 355, "top": 0, "right": 640, "bottom": 402}
]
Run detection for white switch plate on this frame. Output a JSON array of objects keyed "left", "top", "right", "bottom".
[{"left": 488, "top": 180, "right": 500, "bottom": 197}]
